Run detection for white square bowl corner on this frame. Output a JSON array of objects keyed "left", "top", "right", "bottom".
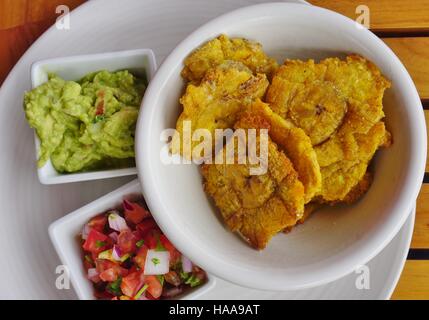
[
  {"left": 30, "top": 48, "right": 157, "bottom": 184},
  {"left": 48, "top": 179, "right": 215, "bottom": 300}
]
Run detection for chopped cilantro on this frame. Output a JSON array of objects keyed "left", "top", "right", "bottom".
[
  {"left": 155, "top": 235, "right": 166, "bottom": 252},
  {"left": 136, "top": 239, "right": 145, "bottom": 248},
  {"left": 84, "top": 255, "right": 93, "bottom": 264},
  {"left": 152, "top": 258, "right": 160, "bottom": 266},
  {"left": 134, "top": 284, "right": 149, "bottom": 300},
  {"left": 106, "top": 277, "right": 122, "bottom": 296},
  {"left": 94, "top": 115, "right": 105, "bottom": 123},
  {"left": 185, "top": 274, "right": 203, "bottom": 288},
  {"left": 95, "top": 240, "right": 106, "bottom": 248},
  {"left": 179, "top": 271, "right": 190, "bottom": 281},
  {"left": 156, "top": 275, "right": 165, "bottom": 286}
]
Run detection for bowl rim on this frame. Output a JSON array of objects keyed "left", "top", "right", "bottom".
[
  {"left": 29, "top": 48, "right": 157, "bottom": 184},
  {"left": 135, "top": 2, "right": 427, "bottom": 290}
]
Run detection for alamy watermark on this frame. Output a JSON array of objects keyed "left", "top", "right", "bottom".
[
  {"left": 55, "top": 5, "right": 70, "bottom": 30},
  {"left": 160, "top": 121, "right": 269, "bottom": 175},
  {"left": 355, "top": 4, "right": 370, "bottom": 29}
]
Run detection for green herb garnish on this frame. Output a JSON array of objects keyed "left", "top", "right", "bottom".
[
  {"left": 84, "top": 255, "right": 93, "bottom": 264},
  {"left": 136, "top": 239, "right": 145, "bottom": 248},
  {"left": 95, "top": 240, "right": 106, "bottom": 248},
  {"left": 152, "top": 258, "right": 160, "bottom": 266},
  {"left": 94, "top": 115, "right": 105, "bottom": 123},
  {"left": 107, "top": 277, "right": 122, "bottom": 296},
  {"left": 134, "top": 284, "right": 149, "bottom": 300},
  {"left": 185, "top": 274, "right": 203, "bottom": 288},
  {"left": 156, "top": 275, "right": 165, "bottom": 286},
  {"left": 179, "top": 271, "right": 190, "bottom": 281},
  {"left": 155, "top": 235, "right": 166, "bottom": 252}
]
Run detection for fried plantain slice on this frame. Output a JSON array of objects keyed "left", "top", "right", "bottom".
[
  {"left": 201, "top": 112, "right": 305, "bottom": 250},
  {"left": 247, "top": 100, "right": 322, "bottom": 203},
  {"left": 181, "top": 34, "right": 278, "bottom": 83},
  {"left": 266, "top": 55, "right": 391, "bottom": 146},
  {"left": 172, "top": 62, "right": 269, "bottom": 161},
  {"left": 315, "top": 121, "right": 391, "bottom": 202}
]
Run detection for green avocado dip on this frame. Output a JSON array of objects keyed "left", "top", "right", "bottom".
[{"left": 24, "top": 70, "right": 146, "bottom": 173}]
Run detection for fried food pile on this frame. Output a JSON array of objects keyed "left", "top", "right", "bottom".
[{"left": 172, "top": 34, "right": 392, "bottom": 250}]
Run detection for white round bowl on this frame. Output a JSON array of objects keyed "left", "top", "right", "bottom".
[{"left": 136, "top": 2, "right": 426, "bottom": 290}]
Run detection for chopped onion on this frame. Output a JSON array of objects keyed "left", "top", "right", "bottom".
[
  {"left": 111, "top": 245, "right": 130, "bottom": 262},
  {"left": 112, "top": 245, "right": 122, "bottom": 261},
  {"left": 181, "top": 255, "right": 193, "bottom": 273},
  {"left": 87, "top": 268, "right": 99, "bottom": 281},
  {"left": 108, "top": 211, "right": 128, "bottom": 232},
  {"left": 108, "top": 232, "right": 118, "bottom": 242},
  {"left": 82, "top": 224, "right": 91, "bottom": 240},
  {"left": 143, "top": 250, "right": 170, "bottom": 275}
]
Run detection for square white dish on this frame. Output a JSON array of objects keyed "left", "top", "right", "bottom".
[
  {"left": 48, "top": 179, "right": 216, "bottom": 300},
  {"left": 29, "top": 48, "right": 157, "bottom": 184}
]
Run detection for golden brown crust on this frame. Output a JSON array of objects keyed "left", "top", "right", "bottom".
[
  {"left": 182, "top": 34, "right": 278, "bottom": 83},
  {"left": 201, "top": 112, "right": 305, "bottom": 250},
  {"left": 266, "top": 55, "right": 391, "bottom": 203},
  {"left": 172, "top": 62, "right": 269, "bottom": 161},
  {"left": 247, "top": 100, "right": 322, "bottom": 203}
]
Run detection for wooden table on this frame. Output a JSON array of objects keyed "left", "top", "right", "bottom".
[{"left": 0, "top": 0, "right": 427, "bottom": 299}]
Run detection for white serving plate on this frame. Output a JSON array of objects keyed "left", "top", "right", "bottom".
[
  {"left": 30, "top": 49, "right": 157, "bottom": 184},
  {"left": 0, "top": 0, "right": 415, "bottom": 299}
]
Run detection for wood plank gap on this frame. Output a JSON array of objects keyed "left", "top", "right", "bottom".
[{"left": 407, "top": 248, "right": 429, "bottom": 260}]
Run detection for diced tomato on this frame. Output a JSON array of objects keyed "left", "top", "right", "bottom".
[
  {"left": 136, "top": 218, "right": 158, "bottom": 237},
  {"left": 95, "top": 100, "right": 104, "bottom": 116},
  {"left": 120, "top": 271, "right": 145, "bottom": 297},
  {"left": 144, "top": 275, "right": 163, "bottom": 299},
  {"left": 99, "top": 268, "right": 118, "bottom": 282},
  {"left": 96, "top": 259, "right": 128, "bottom": 282},
  {"left": 160, "top": 234, "right": 181, "bottom": 265},
  {"left": 134, "top": 245, "right": 148, "bottom": 271},
  {"left": 91, "top": 252, "right": 99, "bottom": 262},
  {"left": 83, "top": 229, "right": 109, "bottom": 254},
  {"left": 117, "top": 229, "right": 137, "bottom": 254},
  {"left": 123, "top": 199, "right": 150, "bottom": 224},
  {"left": 81, "top": 196, "right": 206, "bottom": 300},
  {"left": 95, "top": 259, "right": 116, "bottom": 273},
  {"left": 88, "top": 215, "right": 107, "bottom": 232},
  {"left": 132, "top": 230, "right": 142, "bottom": 242},
  {"left": 143, "top": 229, "right": 161, "bottom": 250},
  {"left": 88, "top": 272, "right": 101, "bottom": 283}
]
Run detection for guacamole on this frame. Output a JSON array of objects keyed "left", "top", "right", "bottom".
[{"left": 24, "top": 70, "right": 146, "bottom": 173}]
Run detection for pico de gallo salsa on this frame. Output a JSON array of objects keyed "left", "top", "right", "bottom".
[{"left": 80, "top": 197, "right": 206, "bottom": 300}]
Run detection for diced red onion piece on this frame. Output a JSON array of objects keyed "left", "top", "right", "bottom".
[
  {"left": 112, "top": 245, "right": 122, "bottom": 261},
  {"left": 143, "top": 250, "right": 170, "bottom": 275},
  {"left": 109, "top": 232, "right": 118, "bottom": 242},
  {"left": 82, "top": 224, "right": 91, "bottom": 240},
  {"left": 123, "top": 199, "right": 133, "bottom": 211},
  {"left": 181, "top": 255, "right": 193, "bottom": 273},
  {"left": 108, "top": 211, "right": 128, "bottom": 232}
]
